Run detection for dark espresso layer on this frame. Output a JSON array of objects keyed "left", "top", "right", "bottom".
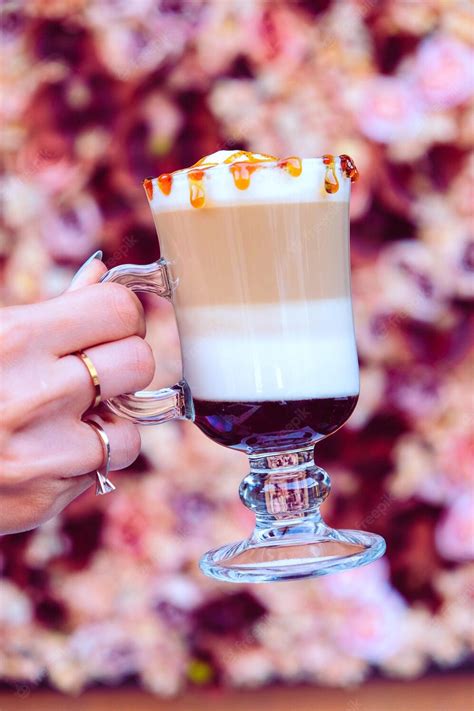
[
  {"left": 153, "top": 201, "right": 350, "bottom": 308},
  {"left": 193, "top": 396, "right": 358, "bottom": 453}
]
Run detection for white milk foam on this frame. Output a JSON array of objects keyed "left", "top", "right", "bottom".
[
  {"left": 177, "top": 298, "right": 360, "bottom": 401},
  {"left": 148, "top": 151, "right": 350, "bottom": 212}
]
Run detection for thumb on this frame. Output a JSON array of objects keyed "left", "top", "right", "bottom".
[{"left": 68, "top": 250, "right": 108, "bottom": 291}]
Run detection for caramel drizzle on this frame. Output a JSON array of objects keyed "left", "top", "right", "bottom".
[
  {"left": 229, "top": 155, "right": 302, "bottom": 192},
  {"left": 230, "top": 163, "right": 259, "bottom": 190},
  {"left": 227, "top": 151, "right": 278, "bottom": 190},
  {"left": 157, "top": 173, "right": 172, "bottom": 196},
  {"left": 143, "top": 177, "right": 154, "bottom": 200},
  {"left": 223, "top": 150, "right": 277, "bottom": 164},
  {"left": 339, "top": 154, "right": 359, "bottom": 182},
  {"left": 322, "top": 154, "right": 339, "bottom": 194},
  {"left": 152, "top": 153, "right": 358, "bottom": 206},
  {"left": 278, "top": 156, "right": 302, "bottom": 177},
  {"left": 187, "top": 169, "right": 206, "bottom": 209},
  {"left": 322, "top": 154, "right": 359, "bottom": 194}
]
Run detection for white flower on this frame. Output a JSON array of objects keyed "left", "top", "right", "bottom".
[{"left": 0, "top": 581, "right": 33, "bottom": 626}]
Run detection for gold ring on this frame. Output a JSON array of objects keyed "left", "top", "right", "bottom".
[
  {"left": 75, "top": 350, "right": 101, "bottom": 409},
  {"left": 85, "top": 419, "right": 116, "bottom": 496}
]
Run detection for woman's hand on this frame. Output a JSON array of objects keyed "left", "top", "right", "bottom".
[{"left": 0, "top": 254, "right": 155, "bottom": 534}]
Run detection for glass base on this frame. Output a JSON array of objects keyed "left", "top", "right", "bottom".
[
  {"left": 199, "top": 523, "right": 386, "bottom": 583},
  {"left": 200, "top": 446, "right": 386, "bottom": 583}
]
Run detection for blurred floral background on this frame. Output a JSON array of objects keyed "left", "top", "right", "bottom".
[{"left": 1, "top": 0, "right": 473, "bottom": 699}]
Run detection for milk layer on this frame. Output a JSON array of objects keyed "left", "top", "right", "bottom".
[{"left": 177, "top": 298, "right": 359, "bottom": 401}]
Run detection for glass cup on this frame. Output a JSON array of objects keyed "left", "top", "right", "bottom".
[{"left": 101, "top": 156, "right": 386, "bottom": 582}]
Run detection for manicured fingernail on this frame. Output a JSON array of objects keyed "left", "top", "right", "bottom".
[{"left": 71, "top": 250, "right": 103, "bottom": 284}]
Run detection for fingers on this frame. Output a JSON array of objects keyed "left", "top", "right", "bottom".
[
  {"left": 58, "top": 336, "right": 155, "bottom": 414},
  {"left": 23, "top": 282, "right": 146, "bottom": 356},
  {"left": 3, "top": 413, "right": 141, "bottom": 484},
  {"left": 80, "top": 414, "right": 141, "bottom": 474},
  {"left": 68, "top": 252, "right": 108, "bottom": 291}
]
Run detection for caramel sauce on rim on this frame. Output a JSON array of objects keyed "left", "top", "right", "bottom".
[
  {"left": 223, "top": 150, "right": 277, "bottom": 164},
  {"left": 230, "top": 163, "right": 259, "bottom": 190},
  {"left": 143, "top": 177, "right": 153, "bottom": 201},
  {"left": 339, "top": 154, "right": 359, "bottom": 182},
  {"left": 157, "top": 173, "right": 173, "bottom": 196},
  {"left": 187, "top": 169, "right": 206, "bottom": 209},
  {"left": 322, "top": 154, "right": 339, "bottom": 194},
  {"left": 278, "top": 156, "right": 303, "bottom": 177},
  {"left": 146, "top": 152, "right": 359, "bottom": 206}
]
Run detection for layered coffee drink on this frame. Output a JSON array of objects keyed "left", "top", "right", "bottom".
[
  {"left": 104, "top": 150, "right": 386, "bottom": 581},
  {"left": 144, "top": 150, "right": 360, "bottom": 453}
]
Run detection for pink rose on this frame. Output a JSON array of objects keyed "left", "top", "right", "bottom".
[
  {"left": 321, "top": 560, "right": 408, "bottom": 662},
  {"left": 334, "top": 589, "right": 407, "bottom": 662},
  {"left": 435, "top": 493, "right": 474, "bottom": 561},
  {"left": 413, "top": 34, "right": 474, "bottom": 109},
  {"left": 356, "top": 76, "right": 423, "bottom": 143},
  {"left": 438, "top": 431, "right": 474, "bottom": 490},
  {"left": 322, "top": 558, "right": 390, "bottom": 599}
]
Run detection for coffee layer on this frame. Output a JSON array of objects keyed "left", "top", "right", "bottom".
[{"left": 154, "top": 201, "right": 350, "bottom": 307}]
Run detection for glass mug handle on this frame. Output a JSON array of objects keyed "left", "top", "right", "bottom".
[{"left": 99, "top": 260, "right": 193, "bottom": 425}]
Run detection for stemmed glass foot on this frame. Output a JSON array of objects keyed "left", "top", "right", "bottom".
[{"left": 199, "top": 446, "right": 386, "bottom": 583}]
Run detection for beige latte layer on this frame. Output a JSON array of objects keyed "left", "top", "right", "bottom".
[
  {"left": 153, "top": 201, "right": 350, "bottom": 308},
  {"left": 150, "top": 199, "right": 359, "bottom": 400}
]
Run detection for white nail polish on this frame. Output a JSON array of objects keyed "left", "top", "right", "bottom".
[{"left": 71, "top": 250, "right": 103, "bottom": 284}]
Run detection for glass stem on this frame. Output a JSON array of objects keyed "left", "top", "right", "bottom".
[{"left": 240, "top": 446, "right": 331, "bottom": 531}]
